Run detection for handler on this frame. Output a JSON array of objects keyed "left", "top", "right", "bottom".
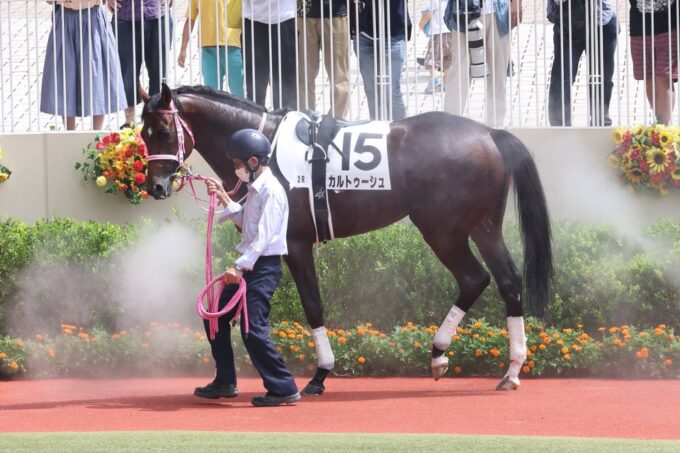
[{"left": 195, "top": 128, "right": 300, "bottom": 407}]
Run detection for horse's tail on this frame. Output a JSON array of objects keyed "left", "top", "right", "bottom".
[{"left": 491, "top": 129, "right": 553, "bottom": 318}]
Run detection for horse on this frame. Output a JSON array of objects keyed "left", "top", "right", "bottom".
[{"left": 140, "top": 83, "right": 553, "bottom": 394}]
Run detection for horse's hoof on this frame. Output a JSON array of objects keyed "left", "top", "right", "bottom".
[
  {"left": 496, "top": 375, "right": 520, "bottom": 391},
  {"left": 431, "top": 355, "right": 449, "bottom": 381},
  {"left": 301, "top": 381, "right": 325, "bottom": 396}
]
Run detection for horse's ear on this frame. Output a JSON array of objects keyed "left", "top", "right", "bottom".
[
  {"left": 160, "top": 83, "right": 173, "bottom": 107},
  {"left": 138, "top": 84, "right": 150, "bottom": 104}
]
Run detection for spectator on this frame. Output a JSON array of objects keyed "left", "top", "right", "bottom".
[
  {"left": 40, "top": 0, "right": 127, "bottom": 130},
  {"left": 242, "top": 0, "right": 297, "bottom": 110},
  {"left": 297, "top": 0, "right": 350, "bottom": 119},
  {"left": 443, "top": 0, "right": 519, "bottom": 128},
  {"left": 108, "top": 0, "right": 173, "bottom": 127},
  {"left": 419, "top": 0, "right": 452, "bottom": 94},
  {"left": 178, "top": 0, "right": 244, "bottom": 97},
  {"left": 354, "top": 0, "right": 412, "bottom": 120},
  {"left": 547, "top": 0, "right": 617, "bottom": 126},
  {"left": 629, "top": 0, "right": 678, "bottom": 124}
]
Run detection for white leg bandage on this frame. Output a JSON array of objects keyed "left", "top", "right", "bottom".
[
  {"left": 311, "top": 326, "right": 335, "bottom": 370},
  {"left": 506, "top": 316, "right": 527, "bottom": 379},
  {"left": 433, "top": 305, "right": 466, "bottom": 351}
]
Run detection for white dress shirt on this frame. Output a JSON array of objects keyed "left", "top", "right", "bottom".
[
  {"left": 242, "top": 0, "right": 296, "bottom": 24},
  {"left": 220, "top": 167, "right": 289, "bottom": 271}
]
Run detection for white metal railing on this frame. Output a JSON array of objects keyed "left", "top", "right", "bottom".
[{"left": 0, "top": 0, "right": 678, "bottom": 132}]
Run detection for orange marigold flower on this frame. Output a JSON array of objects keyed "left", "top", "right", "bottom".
[
  {"left": 448, "top": 351, "right": 455, "bottom": 357},
  {"left": 562, "top": 328, "right": 573, "bottom": 333},
  {"left": 538, "top": 344, "right": 547, "bottom": 350},
  {"left": 414, "top": 341, "right": 422, "bottom": 348},
  {"left": 406, "top": 322, "right": 413, "bottom": 328},
  {"left": 657, "top": 324, "right": 667, "bottom": 330},
  {"left": 379, "top": 333, "right": 386, "bottom": 339},
  {"left": 296, "top": 334, "right": 303, "bottom": 340},
  {"left": 522, "top": 366, "right": 531, "bottom": 373},
  {"left": 609, "top": 327, "right": 618, "bottom": 333},
  {"left": 474, "top": 349, "right": 482, "bottom": 357},
  {"left": 357, "top": 357, "right": 366, "bottom": 364},
  {"left": 598, "top": 327, "right": 605, "bottom": 332},
  {"left": 530, "top": 345, "right": 537, "bottom": 352},
  {"left": 366, "top": 322, "right": 373, "bottom": 327},
  {"left": 543, "top": 338, "right": 552, "bottom": 345},
  {"left": 473, "top": 321, "right": 482, "bottom": 328},
  {"left": 551, "top": 332, "right": 560, "bottom": 338},
  {"left": 9, "top": 362, "right": 18, "bottom": 370},
  {"left": 635, "top": 347, "right": 649, "bottom": 359},
  {"left": 35, "top": 334, "right": 44, "bottom": 341},
  {"left": 0, "top": 353, "right": 7, "bottom": 359},
  {"left": 307, "top": 341, "right": 315, "bottom": 348},
  {"left": 563, "top": 353, "right": 571, "bottom": 360},
  {"left": 556, "top": 340, "right": 564, "bottom": 346},
  {"left": 489, "top": 348, "right": 501, "bottom": 358},
  {"left": 337, "top": 329, "right": 345, "bottom": 336},
  {"left": 654, "top": 329, "right": 664, "bottom": 336},
  {"left": 338, "top": 337, "right": 347, "bottom": 344},
  {"left": 298, "top": 354, "right": 305, "bottom": 361},
  {"left": 454, "top": 366, "right": 462, "bottom": 374},
  {"left": 278, "top": 331, "right": 286, "bottom": 338},
  {"left": 561, "top": 347, "right": 569, "bottom": 354},
  {"left": 499, "top": 329, "right": 508, "bottom": 336},
  {"left": 664, "top": 359, "right": 673, "bottom": 366},
  {"left": 453, "top": 335, "right": 461, "bottom": 341},
  {"left": 527, "top": 360, "right": 535, "bottom": 369}
]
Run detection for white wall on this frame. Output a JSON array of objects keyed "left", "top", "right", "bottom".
[{"left": 1, "top": 129, "right": 678, "bottom": 226}]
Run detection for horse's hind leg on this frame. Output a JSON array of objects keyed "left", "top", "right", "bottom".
[
  {"left": 284, "top": 240, "right": 333, "bottom": 395},
  {"left": 420, "top": 232, "right": 491, "bottom": 381},
  {"left": 471, "top": 227, "right": 527, "bottom": 391}
]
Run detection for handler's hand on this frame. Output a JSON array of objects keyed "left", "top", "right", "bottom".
[
  {"left": 205, "top": 178, "right": 231, "bottom": 206},
  {"left": 222, "top": 267, "right": 243, "bottom": 285}
]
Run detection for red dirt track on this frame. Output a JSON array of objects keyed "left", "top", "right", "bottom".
[{"left": 1, "top": 377, "right": 679, "bottom": 439}]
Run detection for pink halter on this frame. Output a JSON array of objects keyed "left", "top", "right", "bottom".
[{"left": 146, "top": 100, "right": 194, "bottom": 167}]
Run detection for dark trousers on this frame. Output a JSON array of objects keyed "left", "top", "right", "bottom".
[
  {"left": 548, "top": 16, "right": 617, "bottom": 126},
  {"left": 242, "top": 18, "right": 298, "bottom": 110},
  {"left": 204, "top": 255, "right": 298, "bottom": 397},
  {"left": 115, "top": 17, "right": 172, "bottom": 107}
]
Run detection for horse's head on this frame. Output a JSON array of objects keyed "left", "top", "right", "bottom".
[{"left": 140, "top": 83, "right": 195, "bottom": 199}]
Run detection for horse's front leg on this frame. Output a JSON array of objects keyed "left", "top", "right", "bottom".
[{"left": 284, "top": 240, "right": 333, "bottom": 395}]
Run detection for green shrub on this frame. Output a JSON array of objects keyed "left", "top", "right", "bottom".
[{"left": 1, "top": 217, "right": 680, "bottom": 335}]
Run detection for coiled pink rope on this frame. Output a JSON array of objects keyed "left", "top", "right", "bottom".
[{"left": 184, "top": 174, "right": 248, "bottom": 341}]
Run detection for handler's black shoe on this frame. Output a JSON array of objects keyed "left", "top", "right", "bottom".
[
  {"left": 251, "top": 392, "right": 301, "bottom": 407},
  {"left": 194, "top": 381, "right": 239, "bottom": 399}
]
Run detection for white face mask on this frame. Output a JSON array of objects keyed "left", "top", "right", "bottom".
[{"left": 235, "top": 167, "right": 250, "bottom": 183}]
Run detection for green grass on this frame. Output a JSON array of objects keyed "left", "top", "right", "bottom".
[{"left": 0, "top": 432, "right": 679, "bottom": 452}]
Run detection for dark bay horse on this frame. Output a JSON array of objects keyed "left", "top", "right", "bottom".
[{"left": 141, "top": 84, "right": 552, "bottom": 393}]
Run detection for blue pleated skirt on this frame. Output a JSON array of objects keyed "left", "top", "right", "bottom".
[{"left": 40, "top": 6, "right": 127, "bottom": 117}]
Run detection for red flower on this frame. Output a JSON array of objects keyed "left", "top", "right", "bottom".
[
  {"left": 134, "top": 172, "right": 146, "bottom": 184},
  {"left": 640, "top": 161, "right": 650, "bottom": 172},
  {"left": 111, "top": 132, "right": 120, "bottom": 144},
  {"left": 101, "top": 135, "right": 111, "bottom": 146},
  {"left": 133, "top": 161, "right": 144, "bottom": 172},
  {"left": 125, "top": 146, "right": 134, "bottom": 158},
  {"left": 138, "top": 142, "right": 147, "bottom": 156},
  {"left": 96, "top": 142, "right": 106, "bottom": 150}
]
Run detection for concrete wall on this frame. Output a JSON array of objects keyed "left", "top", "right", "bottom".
[{"left": 1, "top": 129, "right": 678, "bottom": 226}]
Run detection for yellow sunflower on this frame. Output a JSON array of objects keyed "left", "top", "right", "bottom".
[
  {"left": 612, "top": 128, "right": 626, "bottom": 144},
  {"left": 647, "top": 148, "right": 672, "bottom": 173},
  {"left": 658, "top": 131, "right": 672, "bottom": 146},
  {"left": 625, "top": 168, "right": 646, "bottom": 184}
]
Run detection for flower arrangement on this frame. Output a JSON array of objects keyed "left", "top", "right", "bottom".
[
  {"left": 0, "top": 146, "right": 11, "bottom": 183},
  {"left": 2, "top": 320, "right": 678, "bottom": 379},
  {"left": 75, "top": 126, "right": 149, "bottom": 205},
  {"left": 610, "top": 124, "right": 680, "bottom": 195}
]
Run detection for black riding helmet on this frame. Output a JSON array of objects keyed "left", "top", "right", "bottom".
[{"left": 229, "top": 129, "right": 271, "bottom": 182}]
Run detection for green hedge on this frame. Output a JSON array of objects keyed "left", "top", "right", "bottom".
[
  {"left": 1, "top": 320, "right": 677, "bottom": 379},
  {"left": 1, "top": 217, "right": 680, "bottom": 335}
]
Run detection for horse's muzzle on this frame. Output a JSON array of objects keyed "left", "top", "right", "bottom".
[{"left": 147, "top": 177, "right": 172, "bottom": 200}]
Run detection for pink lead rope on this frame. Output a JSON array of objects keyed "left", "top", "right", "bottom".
[{"left": 193, "top": 178, "right": 249, "bottom": 340}]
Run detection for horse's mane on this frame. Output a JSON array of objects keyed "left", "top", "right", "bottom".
[{"left": 143, "top": 85, "right": 289, "bottom": 120}]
